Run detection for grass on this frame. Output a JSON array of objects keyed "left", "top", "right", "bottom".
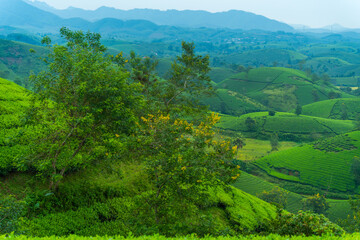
[{"left": 254, "top": 131, "right": 360, "bottom": 193}]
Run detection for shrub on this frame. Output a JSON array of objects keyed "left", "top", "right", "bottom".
[
  {"left": 302, "top": 193, "right": 329, "bottom": 214},
  {"left": 257, "top": 186, "right": 288, "bottom": 208},
  {"left": 268, "top": 110, "right": 276, "bottom": 116},
  {"left": 268, "top": 209, "right": 344, "bottom": 236},
  {"left": 0, "top": 195, "right": 25, "bottom": 234}
]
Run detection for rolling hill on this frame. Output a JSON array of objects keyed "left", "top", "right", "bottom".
[
  {"left": 302, "top": 98, "right": 360, "bottom": 120},
  {"left": 202, "top": 89, "right": 268, "bottom": 116},
  {"left": 216, "top": 112, "right": 355, "bottom": 141},
  {"left": 217, "top": 67, "right": 353, "bottom": 111},
  {"left": 234, "top": 172, "right": 351, "bottom": 222},
  {"left": 0, "top": 38, "right": 49, "bottom": 86}
]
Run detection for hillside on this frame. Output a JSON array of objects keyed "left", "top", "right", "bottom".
[
  {"left": 0, "top": 38, "right": 48, "bottom": 86},
  {"left": 217, "top": 67, "right": 352, "bottom": 112},
  {"left": 216, "top": 112, "right": 355, "bottom": 141},
  {"left": 234, "top": 172, "right": 351, "bottom": 222},
  {"left": 254, "top": 131, "right": 360, "bottom": 193},
  {"left": 202, "top": 89, "right": 268, "bottom": 116},
  {"left": 0, "top": 77, "right": 30, "bottom": 174},
  {"left": 302, "top": 98, "right": 360, "bottom": 120}
]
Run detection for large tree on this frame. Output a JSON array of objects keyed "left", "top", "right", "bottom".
[{"left": 24, "top": 27, "right": 142, "bottom": 190}]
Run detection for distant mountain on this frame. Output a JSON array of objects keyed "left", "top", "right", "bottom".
[
  {"left": 0, "top": 0, "right": 162, "bottom": 35},
  {"left": 0, "top": 0, "right": 62, "bottom": 30},
  {"left": 26, "top": 1, "right": 293, "bottom": 32}
]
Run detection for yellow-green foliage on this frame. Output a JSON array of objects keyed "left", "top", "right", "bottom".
[
  {"left": 0, "top": 78, "right": 30, "bottom": 174},
  {"left": 1, "top": 234, "right": 360, "bottom": 240},
  {"left": 235, "top": 138, "right": 297, "bottom": 161},
  {"left": 254, "top": 131, "right": 360, "bottom": 193}
]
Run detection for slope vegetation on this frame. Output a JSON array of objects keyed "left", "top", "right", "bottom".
[
  {"left": 302, "top": 98, "right": 360, "bottom": 120},
  {"left": 202, "top": 89, "right": 268, "bottom": 116},
  {"left": 217, "top": 67, "right": 351, "bottom": 112},
  {"left": 0, "top": 77, "right": 30, "bottom": 174},
  {"left": 254, "top": 131, "right": 360, "bottom": 193},
  {"left": 216, "top": 112, "right": 355, "bottom": 141}
]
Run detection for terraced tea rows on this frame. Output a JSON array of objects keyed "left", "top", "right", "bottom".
[
  {"left": 302, "top": 98, "right": 360, "bottom": 120},
  {"left": 216, "top": 67, "right": 350, "bottom": 112},
  {"left": 254, "top": 131, "right": 360, "bottom": 193},
  {"left": 0, "top": 77, "right": 30, "bottom": 174},
  {"left": 216, "top": 112, "right": 355, "bottom": 136}
]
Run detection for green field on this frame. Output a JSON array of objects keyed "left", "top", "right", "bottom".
[
  {"left": 302, "top": 98, "right": 360, "bottom": 120},
  {"left": 254, "top": 131, "right": 360, "bottom": 193}
]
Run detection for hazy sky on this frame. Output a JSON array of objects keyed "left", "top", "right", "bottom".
[{"left": 32, "top": 0, "right": 360, "bottom": 28}]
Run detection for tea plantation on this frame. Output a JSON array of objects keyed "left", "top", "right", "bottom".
[
  {"left": 254, "top": 131, "right": 360, "bottom": 193},
  {"left": 216, "top": 112, "right": 355, "bottom": 140},
  {"left": 216, "top": 67, "right": 351, "bottom": 111},
  {"left": 302, "top": 98, "right": 360, "bottom": 120},
  {"left": 0, "top": 77, "right": 31, "bottom": 174}
]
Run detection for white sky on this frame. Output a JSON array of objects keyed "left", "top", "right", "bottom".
[{"left": 31, "top": 0, "right": 360, "bottom": 28}]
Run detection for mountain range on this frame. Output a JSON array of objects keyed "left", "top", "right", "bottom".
[{"left": 2, "top": 0, "right": 293, "bottom": 32}]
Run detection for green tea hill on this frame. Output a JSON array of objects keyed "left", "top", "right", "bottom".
[
  {"left": 202, "top": 89, "right": 268, "bottom": 116},
  {"left": 217, "top": 67, "right": 352, "bottom": 112},
  {"left": 254, "top": 131, "right": 360, "bottom": 193},
  {"left": 234, "top": 172, "right": 351, "bottom": 222},
  {"left": 0, "top": 38, "right": 48, "bottom": 86},
  {"left": 302, "top": 98, "right": 360, "bottom": 120},
  {"left": 216, "top": 112, "right": 355, "bottom": 141}
]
